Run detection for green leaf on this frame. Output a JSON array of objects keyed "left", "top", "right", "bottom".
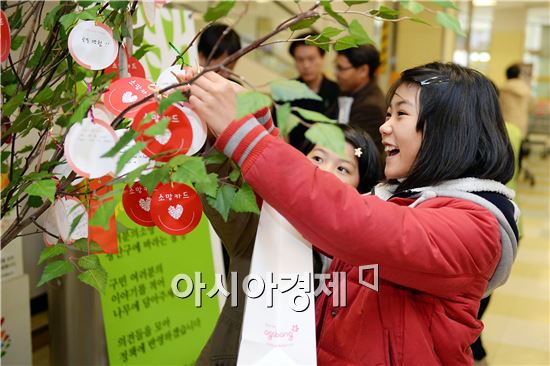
[
  {"left": 110, "top": 1, "right": 129, "bottom": 10},
  {"left": 321, "top": 26, "right": 343, "bottom": 38},
  {"left": 305, "top": 123, "right": 346, "bottom": 157},
  {"left": 8, "top": 6, "right": 23, "bottom": 29},
  {"left": 321, "top": 0, "right": 348, "bottom": 27},
  {"left": 78, "top": 255, "right": 100, "bottom": 270},
  {"left": 204, "top": 0, "right": 235, "bottom": 22},
  {"left": 436, "top": 11, "right": 466, "bottom": 37},
  {"left": 68, "top": 212, "right": 85, "bottom": 238},
  {"left": 37, "top": 260, "right": 74, "bottom": 287},
  {"left": 38, "top": 245, "right": 67, "bottom": 265},
  {"left": 289, "top": 16, "right": 320, "bottom": 31},
  {"left": 78, "top": 0, "right": 96, "bottom": 7},
  {"left": 122, "top": 163, "right": 150, "bottom": 185},
  {"left": 2, "top": 91, "right": 26, "bottom": 116},
  {"left": 334, "top": 35, "right": 358, "bottom": 51},
  {"left": 3, "top": 84, "right": 17, "bottom": 97},
  {"left": 400, "top": 0, "right": 425, "bottom": 14},
  {"left": 89, "top": 200, "right": 117, "bottom": 230},
  {"left": 34, "top": 87, "right": 54, "bottom": 104},
  {"left": 276, "top": 103, "right": 291, "bottom": 135},
  {"left": 409, "top": 17, "right": 431, "bottom": 26},
  {"left": 171, "top": 156, "right": 210, "bottom": 184},
  {"left": 28, "top": 195, "right": 44, "bottom": 208},
  {"left": 143, "top": 117, "right": 170, "bottom": 137},
  {"left": 68, "top": 94, "right": 95, "bottom": 126},
  {"left": 24, "top": 180, "right": 56, "bottom": 203},
  {"left": 228, "top": 167, "right": 241, "bottom": 182},
  {"left": 349, "top": 19, "right": 372, "bottom": 45},
  {"left": 344, "top": 0, "right": 370, "bottom": 5},
  {"left": 231, "top": 183, "right": 259, "bottom": 214},
  {"left": 44, "top": 4, "right": 66, "bottom": 31},
  {"left": 103, "top": 129, "right": 138, "bottom": 158},
  {"left": 206, "top": 184, "right": 236, "bottom": 222},
  {"left": 133, "top": 44, "right": 155, "bottom": 60},
  {"left": 195, "top": 172, "right": 219, "bottom": 198},
  {"left": 204, "top": 152, "right": 228, "bottom": 166},
  {"left": 370, "top": 6, "right": 399, "bottom": 20},
  {"left": 271, "top": 80, "right": 322, "bottom": 103},
  {"left": 236, "top": 91, "right": 272, "bottom": 119},
  {"left": 158, "top": 90, "right": 186, "bottom": 114},
  {"left": 73, "top": 238, "right": 103, "bottom": 253},
  {"left": 293, "top": 107, "right": 336, "bottom": 123},
  {"left": 11, "top": 35, "right": 25, "bottom": 51},
  {"left": 432, "top": 0, "right": 459, "bottom": 10},
  {"left": 78, "top": 268, "right": 108, "bottom": 293},
  {"left": 59, "top": 13, "right": 80, "bottom": 30},
  {"left": 28, "top": 43, "right": 45, "bottom": 69},
  {"left": 139, "top": 166, "right": 170, "bottom": 193},
  {"left": 133, "top": 24, "right": 146, "bottom": 46},
  {"left": 305, "top": 34, "right": 331, "bottom": 52}
]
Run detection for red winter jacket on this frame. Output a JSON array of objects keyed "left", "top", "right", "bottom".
[{"left": 214, "top": 111, "right": 508, "bottom": 365}]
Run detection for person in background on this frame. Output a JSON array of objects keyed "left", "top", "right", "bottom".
[
  {"left": 326, "top": 44, "right": 386, "bottom": 154},
  {"left": 197, "top": 23, "right": 241, "bottom": 80},
  {"left": 499, "top": 63, "right": 533, "bottom": 139},
  {"left": 285, "top": 32, "right": 340, "bottom": 149}
]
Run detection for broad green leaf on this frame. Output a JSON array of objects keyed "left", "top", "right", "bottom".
[
  {"left": 231, "top": 183, "right": 259, "bottom": 214},
  {"left": 195, "top": 172, "right": 219, "bottom": 198},
  {"left": 133, "top": 24, "right": 146, "bottom": 46},
  {"left": 68, "top": 95, "right": 95, "bottom": 126},
  {"left": 59, "top": 13, "right": 80, "bottom": 30},
  {"left": 305, "top": 123, "right": 346, "bottom": 157},
  {"left": 2, "top": 91, "right": 26, "bottom": 116},
  {"left": 139, "top": 166, "right": 170, "bottom": 193},
  {"left": 78, "top": 268, "right": 108, "bottom": 293},
  {"left": 344, "top": 0, "right": 370, "bottom": 5},
  {"left": 293, "top": 107, "right": 336, "bottom": 123},
  {"left": 24, "top": 179, "right": 56, "bottom": 203},
  {"left": 28, "top": 196, "right": 44, "bottom": 208},
  {"left": 204, "top": 152, "right": 228, "bottom": 166},
  {"left": 158, "top": 90, "right": 186, "bottom": 114},
  {"left": 110, "top": 1, "right": 129, "bottom": 10},
  {"left": 271, "top": 80, "right": 322, "bottom": 102},
  {"left": 289, "top": 16, "right": 320, "bottom": 31},
  {"left": 400, "top": 0, "right": 425, "bottom": 14},
  {"left": 78, "top": 255, "right": 100, "bottom": 270},
  {"left": 89, "top": 200, "right": 117, "bottom": 230},
  {"left": 433, "top": 0, "right": 459, "bottom": 10},
  {"left": 276, "top": 103, "right": 292, "bottom": 136},
  {"left": 3, "top": 84, "right": 17, "bottom": 97},
  {"left": 370, "top": 6, "right": 399, "bottom": 20},
  {"left": 321, "top": 0, "right": 348, "bottom": 27},
  {"left": 44, "top": 4, "right": 65, "bottom": 31},
  {"left": 72, "top": 238, "right": 103, "bottom": 253},
  {"left": 103, "top": 129, "right": 138, "bottom": 158},
  {"left": 206, "top": 184, "right": 236, "bottom": 222},
  {"left": 134, "top": 44, "right": 156, "bottom": 60},
  {"left": 115, "top": 142, "right": 147, "bottom": 175},
  {"left": 37, "top": 260, "right": 74, "bottom": 287},
  {"left": 38, "top": 245, "right": 67, "bottom": 265},
  {"left": 304, "top": 34, "right": 331, "bottom": 52},
  {"left": 34, "top": 87, "right": 54, "bottom": 104},
  {"left": 121, "top": 163, "right": 150, "bottom": 185},
  {"left": 68, "top": 212, "right": 85, "bottom": 237},
  {"left": 436, "top": 11, "right": 466, "bottom": 37},
  {"left": 203, "top": 0, "right": 235, "bottom": 22},
  {"left": 8, "top": 6, "right": 22, "bottom": 29},
  {"left": 28, "top": 43, "right": 44, "bottom": 68},
  {"left": 334, "top": 35, "right": 358, "bottom": 51},
  {"left": 143, "top": 117, "right": 170, "bottom": 137},
  {"left": 11, "top": 35, "right": 25, "bottom": 51},
  {"left": 228, "top": 168, "right": 241, "bottom": 183},
  {"left": 171, "top": 156, "right": 210, "bottom": 184},
  {"left": 236, "top": 91, "right": 272, "bottom": 119},
  {"left": 321, "top": 26, "right": 343, "bottom": 38},
  {"left": 24, "top": 171, "right": 54, "bottom": 181},
  {"left": 349, "top": 19, "right": 372, "bottom": 45},
  {"left": 78, "top": 0, "right": 95, "bottom": 7}
]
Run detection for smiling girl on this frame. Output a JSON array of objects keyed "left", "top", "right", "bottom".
[{"left": 188, "top": 62, "right": 519, "bottom": 365}]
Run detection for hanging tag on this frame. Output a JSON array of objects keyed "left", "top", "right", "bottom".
[{"left": 68, "top": 20, "right": 118, "bottom": 70}]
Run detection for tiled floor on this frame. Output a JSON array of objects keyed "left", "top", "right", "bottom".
[{"left": 481, "top": 139, "right": 550, "bottom": 365}]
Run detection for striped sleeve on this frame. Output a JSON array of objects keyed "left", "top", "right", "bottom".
[
  {"left": 214, "top": 114, "right": 277, "bottom": 174},
  {"left": 253, "top": 107, "right": 278, "bottom": 137}
]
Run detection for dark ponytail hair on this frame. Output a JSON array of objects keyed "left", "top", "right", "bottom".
[
  {"left": 386, "top": 62, "right": 515, "bottom": 193},
  {"left": 300, "top": 124, "right": 382, "bottom": 194}
]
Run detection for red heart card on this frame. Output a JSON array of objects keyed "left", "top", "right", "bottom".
[{"left": 122, "top": 182, "right": 155, "bottom": 227}]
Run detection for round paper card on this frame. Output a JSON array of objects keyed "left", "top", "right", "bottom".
[
  {"left": 156, "top": 65, "right": 190, "bottom": 91},
  {"left": 42, "top": 207, "right": 61, "bottom": 246},
  {"left": 103, "top": 77, "right": 153, "bottom": 118},
  {"left": 105, "top": 55, "right": 146, "bottom": 81},
  {"left": 122, "top": 182, "right": 155, "bottom": 227},
  {"left": 64, "top": 117, "right": 118, "bottom": 179},
  {"left": 68, "top": 21, "right": 118, "bottom": 70},
  {"left": 178, "top": 103, "right": 207, "bottom": 156},
  {"left": 150, "top": 183, "right": 202, "bottom": 236},
  {"left": 1, "top": 10, "right": 11, "bottom": 63},
  {"left": 54, "top": 196, "right": 88, "bottom": 244},
  {"left": 131, "top": 101, "right": 193, "bottom": 162}
]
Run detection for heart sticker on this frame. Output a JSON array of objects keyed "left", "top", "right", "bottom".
[
  {"left": 103, "top": 77, "right": 154, "bottom": 118},
  {"left": 67, "top": 21, "right": 118, "bottom": 70},
  {"left": 54, "top": 196, "right": 88, "bottom": 244},
  {"left": 64, "top": 117, "right": 118, "bottom": 179},
  {"left": 1, "top": 10, "right": 11, "bottom": 63},
  {"left": 150, "top": 182, "right": 202, "bottom": 236},
  {"left": 122, "top": 182, "right": 155, "bottom": 227},
  {"left": 131, "top": 101, "right": 193, "bottom": 162},
  {"left": 104, "top": 55, "right": 146, "bottom": 81}
]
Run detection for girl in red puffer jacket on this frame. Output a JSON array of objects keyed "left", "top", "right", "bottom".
[{"left": 187, "top": 62, "right": 519, "bottom": 366}]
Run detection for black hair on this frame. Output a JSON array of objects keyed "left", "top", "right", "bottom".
[
  {"left": 197, "top": 23, "right": 241, "bottom": 60},
  {"left": 385, "top": 62, "right": 515, "bottom": 192},
  {"left": 288, "top": 32, "right": 326, "bottom": 57},
  {"left": 337, "top": 45, "right": 380, "bottom": 78},
  {"left": 506, "top": 64, "right": 521, "bottom": 79},
  {"left": 300, "top": 124, "right": 382, "bottom": 194}
]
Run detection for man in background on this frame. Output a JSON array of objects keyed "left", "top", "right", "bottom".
[
  {"left": 500, "top": 63, "right": 533, "bottom": 139},
  {"left": 327, "top": 44, "right": 386, "bottom": 154},
  {"left": 286, "top": 32, "right": 339, "bottom": 149},
  {"left": 197, "top": 23, "right": 241, "bottom": 80}
]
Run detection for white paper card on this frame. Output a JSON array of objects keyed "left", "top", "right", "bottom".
[
  {"left": 68, "top": 20, "right": 118, "bottom": 70},
  {"left": 54, "top": 197, "right": 88, "bottom": 244}
]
